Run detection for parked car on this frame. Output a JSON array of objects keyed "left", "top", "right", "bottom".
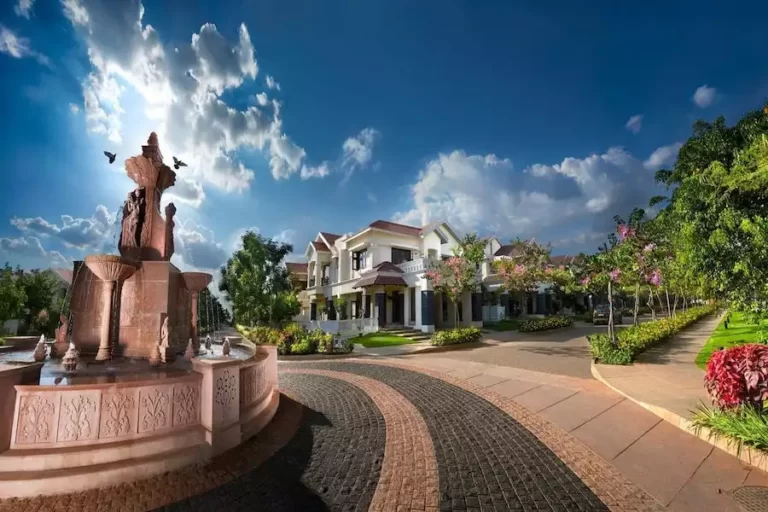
[{"left": 593, "top": 304, "right": 622, "bottom": 325}]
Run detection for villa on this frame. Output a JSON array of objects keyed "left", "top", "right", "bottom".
[{"left": 288, "top": 219, "right": 587, "bottom": 337}]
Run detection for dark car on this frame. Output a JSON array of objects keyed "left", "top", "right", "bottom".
[{"left": 593, "top": 304, "right": 622, "bottom": 325}]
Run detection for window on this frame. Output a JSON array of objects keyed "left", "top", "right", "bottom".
[
  {"left": 352, "top": 249, "right": 367, "bottom": 270},
  {"left": 391, "top": 248, "right": 412, "bottom": 265}
]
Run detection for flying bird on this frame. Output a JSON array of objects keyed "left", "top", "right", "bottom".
[
  {"left": 173, "top": 157, "right": 187, "bottom": 170},
  {"left": 103, "top": 151, "right": 116, "bottom": 164}
]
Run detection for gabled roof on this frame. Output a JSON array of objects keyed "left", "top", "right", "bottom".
[
  {"left": 550, "top": 254, "right": 581, "bottom": 266},
  {"left": 494, "top": 244, "right": 519, "bottom": 257},
  {"left": 310, "top": 240, "right": 330, "bottom": 252},
  {"left": 369, "top": 220, "right": 422, "bottom": 237},
  {"left": 371, "top": 261, "right": 404, "bottom": 273},
  {"left": 53, "top": 268, "right": 73, "bottom": 285},
  {"left": 320, "top": 232, "right": 342, "bottom": 246}
]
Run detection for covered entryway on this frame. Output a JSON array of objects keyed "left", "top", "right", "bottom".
[{"left": 353, "top": 262, "right": 409, "bottom": 329}]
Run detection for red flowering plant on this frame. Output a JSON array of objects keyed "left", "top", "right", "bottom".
[
  {"left": 493, "top": 238, "right": 552, "bottom": 295},
  {"left": 705, "top": 344, "right": 768, "bottom": 410}
]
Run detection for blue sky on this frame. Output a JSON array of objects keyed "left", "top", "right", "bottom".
[{"left": 1, "top": 0, "right": 768, "bottom": 276}]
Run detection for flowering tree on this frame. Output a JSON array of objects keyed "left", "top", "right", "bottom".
[
  {"left": 422, "top": 233, "right": 486, "bottom": 328},
  {"left": 492, "top": 239, "right": 575, "bottom": 312}
]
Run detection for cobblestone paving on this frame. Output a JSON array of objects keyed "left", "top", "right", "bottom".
[
  {"left": 0, "top": 360, "right": 662, "bottom": 512},
  {"left": 161, "top": 373, "right": 386, "bottom": 512},
  {"left": 294, "top": 362, "right": 610, "bottom": 512}
]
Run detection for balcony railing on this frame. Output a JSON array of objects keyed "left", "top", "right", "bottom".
[
  {"left": 397, "top": 257, "right": 434, "bottom": 274},
  {"left": 309, "top": 278, "right": 316, "bottom": 287}
]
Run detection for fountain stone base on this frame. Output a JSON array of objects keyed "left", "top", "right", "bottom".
[{"left": 70, "top": 260, "right": 192, "bottom": 361}]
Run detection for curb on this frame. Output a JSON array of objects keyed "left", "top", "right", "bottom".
[{"left": 590, "top": 361, "right": 768, "bottom": 473}]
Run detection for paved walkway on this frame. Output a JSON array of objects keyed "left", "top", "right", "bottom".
[{"left": 592, "top": 314, "right": 722, "bottom": 420}]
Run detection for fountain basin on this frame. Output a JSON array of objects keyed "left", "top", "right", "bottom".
[
  {"left": 180, "top": 271, "right": 213, "bottom": 292},
  {"left": 0, "top": 343, "right": 279, "bottom": 498},
  {"left": 84, "top": 254, "right": 138, "bottom": 282}
]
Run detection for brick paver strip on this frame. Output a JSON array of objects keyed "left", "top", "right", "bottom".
[
  {"left": 368, "top": 360, "right": 664, "bottom": 512},
  {"left": 283, "top": 368, "right": 440, "bottom": 511},
  {"left": 163, "top": 372, "right": 386, "bottom": 511}
]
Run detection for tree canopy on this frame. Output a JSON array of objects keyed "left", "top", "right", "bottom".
[{"left": 219, "top": 231, "right": 299, "bottom": 326}]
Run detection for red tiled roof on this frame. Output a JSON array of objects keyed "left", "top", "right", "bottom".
[
  {"left": 371, "top": 261, "right": 404, "bottom": 273},
  {"left": 369, "top": 220, "right": 422, "bottom": 237},
  {"left": 320, "top": 232, "right": 342, "bottom": 245},
  {"left": 310, "top": 240, "right": 330, "bottom": 252},
  {"left": 53, "top": 268, "right": 73, "bottom": 284},
  {"left": 353, "top": 274, "right": 407, "bottom": 288},
  {"left": 285, "top": 262, "right": 308, "bottom": 275}
]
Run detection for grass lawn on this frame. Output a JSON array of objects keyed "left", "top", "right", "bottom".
[
  {"left": 483, "top": 319, "right": 520, "bottom": 332},
  {"left": 695, "top": 311, "right": 765, "bottom": 369},
  {"left": 351, "top": 333, "right": 421, "bottom": 348}
]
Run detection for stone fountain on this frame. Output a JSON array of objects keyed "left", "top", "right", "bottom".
[
  {"left": 67, "top": 132, "right": 208, "bottom": 361},
  {"left": 0, "top": 133, "right": 281, "bottom": 500}
]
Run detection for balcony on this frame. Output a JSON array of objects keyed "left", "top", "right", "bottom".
[
  {"left": 321, "top": 277, "right": 330, "bottom": 286},
  {"left": 397, "top": 257, "right": 434, "bottom": 274}
]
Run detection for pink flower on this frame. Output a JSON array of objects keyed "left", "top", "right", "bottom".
[
  {"left": 558, "top": 265, "right": 565, "bottom": 271},
  {"left": 580, "top": 276, "right": 591, "bottom": 286},
  {"left": 647, "top": 268, "right": 662, "bottom": 286},
  {"left": 643, "top": 243, "right": 655, "bottom": 253},
  {"left": 545, "top": 267, "right": 553, "bottom": 274},
  {"left": 609, "top": 268, "right": 621, "bottom": 281},
  {"left": 617, "top": 224, "right": 636, "bottom": 240}
]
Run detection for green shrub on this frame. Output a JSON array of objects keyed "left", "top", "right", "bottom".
[
  {"left": 588, "top": 303, "right": 717, "bottom": 364},
  {"left": 518, "top": 315, "right": 573, "bottom": 333},
  {"left": 581, "top": 311, "right": 594, "bottom": 323},
  {"left": 289, "top": 340, "right": 314, "bottom": 355},
  {"left": 311, "top": 330, "right": 334, "bottom": 354},
  {"left": 691, "top": 404, "right": 768, "bottom": 452},
  {"left": 431, "top": 327, "right": 483, "bottom": 346},
  {"left": 246, "top": 326, "right": 283, "bottom": 345}
]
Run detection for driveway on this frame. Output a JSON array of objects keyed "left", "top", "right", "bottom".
[{"left": 419, "top": 318, "right": 655, "bottom": 380}]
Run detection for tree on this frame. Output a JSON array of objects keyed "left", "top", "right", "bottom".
[
  {"left": 197, "top": 288, "right": 231, "bottom": 334},
  {"left": 0, "top": 263, "right": 26, "bottom": 330},
  {"left": 219, "top": 231, "right": 297, "bottom": 327},
  {"left": 657, "top": 107, "right": 768, "bottom": 316},
  {"left": 17, "top": 269, "right": 61, "bottom": 336},
  {"left": 422, "top": 232, "right": 487, "bottom": 328}
]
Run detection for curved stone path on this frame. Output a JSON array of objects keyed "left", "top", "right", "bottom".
[{"left": 0, "top": 360, "right": 662, "bottom": 512}]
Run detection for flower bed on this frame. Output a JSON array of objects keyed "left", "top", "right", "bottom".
[
  {"left": 588, "top": 303, "right": 717, "bottom": 364},
  {"left": 691, "top": 343, "right": 768, "bottom": 452},
  {"left": 518, "top": 315, "right": 574, "bottom": 333},
  {"left": 238, "top": 323, "right": 354, "bottom": 356},
  {"left": 431, "top": 327, "right": 483, "bottom": 346}
]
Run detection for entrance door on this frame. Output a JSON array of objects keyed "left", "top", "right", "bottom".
[{"left": 391, "top": 291, "right": 404, "bottom": 324}]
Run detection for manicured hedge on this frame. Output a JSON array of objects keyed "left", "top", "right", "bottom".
[
  {"left": 431, "top": 327, "right": 483, "bottom": 346},
  {"left": 588, "top": 303, "right": 717, "bottom": 364},
  {"left": 238, "top": 323, "right": 353, "bottom": 356},
  {"left": 518, "top": 315, "right": 574, "bottom": 333}
]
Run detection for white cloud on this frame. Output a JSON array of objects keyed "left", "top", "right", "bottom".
[
  {"left": 0, "top": 236, "right": 68, "bottom": 267},
  {"left": 11, "top": 205, "right": 116, "bottom": 250},
  {"left": 15, "top": 0, "right": 35, "bottom": 18},
  {"left": 692, "top": 85, "right": 716, "bottom": 108},
  {"left": 274, "top": 229, "right": 295, "bottom": 245},
  {"left": 643, "top": 142, "right": 683, "bottom": 171},
  {"left": 341, "top": 127, "right": 380, "bottom": 178},
  {"left": 367, "top": 191, "right": 377, "bottom": 204},
  {"left": 300, "top": 162, "right": 331, "bottom": 180},
  {"left": 69, "top": 103, "right": 80, "bottom": 114},
  {"left": 395, "top": 145, "right": 676, "bottom": 241},
  {"left": 625, "top": 114, "right": 643, "bottom": 134},
  {"left": 255, "top": 92, "right": 268, "bottom": 106},
  {"left": 62, "top": 0, "right": 310, "bottom": 200},
  {"left": 166, "top": 176, "right": 205, "bottom": 207},
  {"left": 175, "top": 221, "right": 228, "bottom": 270},
  {"left": 265, "top": 75, "right": 280, "bottom": 91},
  {"left": 0, "top": 24, "right": 50, "bottom": 67}
]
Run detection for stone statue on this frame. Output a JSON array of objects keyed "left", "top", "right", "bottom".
[
  {"left": 52, "top": 314, "right": 69, "bottom": 358},
  {"left": 164, "top": 203, "right": 176, "bottom": 259},
  {"left": 62, "top": 342, "right": 79, "bottom": 373},
  {"left": 120, "top": 190, "right": 141, "bottom": 248},
  {"left": 184, "top": 338, "right": 195, "bottom": 361},
  {"left": 222, "top": 337, "right": 231, "bottom": 356},
  {"left": 33, "top": 335, "right": 47, "bottom": 362},
  {"left": 159, "top": 316, "right": 170, "bottom": 364}
]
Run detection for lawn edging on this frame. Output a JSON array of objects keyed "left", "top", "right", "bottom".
[{"left": 591, "top": 361, "right": 768, "bottom": 473}]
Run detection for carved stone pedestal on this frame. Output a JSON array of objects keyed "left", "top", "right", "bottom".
[{"left": 192, "top": 358, "right": 241, "bottom": 456}]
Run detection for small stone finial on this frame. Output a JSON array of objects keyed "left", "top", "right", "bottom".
[
  {"left": 33, "top": 335, "right": 47, "bottom": 362},
  {"left": 222, "top": 337, "right": 231, "bottom": 356},
  {"left": 184, "top": 338, "right": 195, "bottom": 361},
  {"left": 147, "top": 132, "right": 159, "bottom": 146},
  {"left": 62, "top": 342, "right": 79, "bottom": 373}
]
